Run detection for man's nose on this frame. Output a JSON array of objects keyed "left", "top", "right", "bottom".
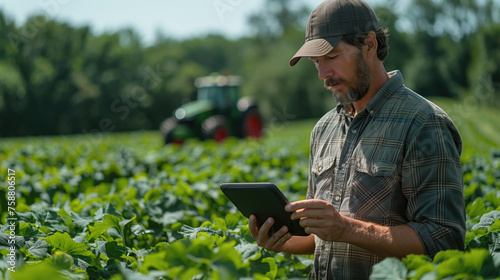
[{"left": 317, "top": 61, "right": 334, "bottom": 80}]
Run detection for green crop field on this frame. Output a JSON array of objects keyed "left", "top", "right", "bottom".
[
  {"left": 1, "top": 98, "right": 499, "bottom": 279},
  {"left": 428, "top": 98, "right": 500, "bottom": 160}
]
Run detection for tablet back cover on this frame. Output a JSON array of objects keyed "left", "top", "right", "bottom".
[{"left": 220, "top": 182, "right": 308, "bottom": 236}]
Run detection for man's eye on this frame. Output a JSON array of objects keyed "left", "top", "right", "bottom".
[{"left": 327, "top": 55, "right": 338, "bottom": 60}]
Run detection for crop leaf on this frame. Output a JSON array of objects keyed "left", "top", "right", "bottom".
[
  {"left": 18, "top": 222, "right": 43, "bottom": 241},
  {"left": 488, "top": 219, "right": 500, "bottom": 233},
  {"left": 179, "top": 267, "right": 203, "bottom": 280},
  {"left": 467, "top": 198, "right": 487, "bottom": 220},
  {"left": 473, "top": 211, "right": 500, "bottom": 231},
  {"left": 465, "top": 232, "right": 475, "bottom": 246},
  {"left": 214, "top": 240, "right": 244, "bottom": 267},
  {"left": 105, "top": 203, "right": 123, "bottom": 218},
  {"left": 235, "top": 242, "right": 261, "bottom": 262},
  {"left": 27, "top": 240, "right": 49, "bottom": 258},
  {"left": 262, "top": 257, "right": 278, "bottom": 279},
  {"left": 97, "top": 240, "right": 127, "bottom": 259},
  {"left": 433, "top": 250, "right": 462, "bottom": 264},
  {"left": 43, "top": 210, "right": 70, "bottom": 233},
  {"left": 59, "top": 269, "right": 89, "bottom": 280},
  {"left": 403, "top": 254, "right": 434, "bottom": 280},
  {"left": 11, "top": 262, "right": 66, "bottom": 280},
  {"left": 224, "top": 213, "right": 240, "bottom": 229},
  {"left": 157, "top": 210, "right": 186, "bottom": 227},
  {"left": 139, "top": 251, "right": 170, "bottom": 274},
  {"left": 468, "top": 211, "right": 500, "bottom": 253},
  {"left": 144, "top": 188, "right": 162, "bottom": 202},
  {"left": 484, "top": 192, "right": 500, "bottom": 209},
  {"left": 45, "top": 232, "right": 95, "bottom": 267},
  {"left": 89, "top": 214, "right": 122, "bottom": 240},
  {"left": 117, "top": 266, "right": 159, "bottom": 280},
  {"left": 369, "top": 257, "right": 407, "bottom": 280},
  {"left": 93, "top": 207, "right": 105, "bottom": 221},
  {"left": 0, "top": 233, "right": 25, "bottom": 250},
  {"left": 478, "top": 250, "right": 500, "bottom": 278},
  {"left": 70, "top": 212, "right": 94, "bottom": 228},
  {"left": 436, "top": 249, "right": 490, "bottom": 278},
  {"left": 53, "top": 251, "right": 74, "bottom": 270},
  {"left": 212, "top": 218, "right": 228, "bottom": 231}
]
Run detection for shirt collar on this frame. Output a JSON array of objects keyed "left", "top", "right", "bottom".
[{"left": 336, "top": 70, "right": 404, "bottom": 116}]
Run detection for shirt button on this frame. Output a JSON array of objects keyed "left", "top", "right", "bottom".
[
  {"left": 334, "top": 195, "right": 341, "bottom": 201},
  {"left": 318, "top": 166, "right": 322, "bottom": 172},
  {"left": 371, "top": 166, "right": 378, "bottom": 174},
  {"left": 352, "top": 129, "right": 357, "bottom": 134}
]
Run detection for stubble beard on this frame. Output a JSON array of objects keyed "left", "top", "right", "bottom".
[{"left": 324, "top": 51, "right": 371, "bottom": 106}]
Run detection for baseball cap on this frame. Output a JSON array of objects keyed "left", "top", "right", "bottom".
[{"left": 289, "top": 0, "right": 380, "bottom": 67}]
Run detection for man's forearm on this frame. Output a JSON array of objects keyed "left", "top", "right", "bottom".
[
  {"left": 283, "top": 234, "right": 316, "bottom": 255},
  {"left": 340, "top": 217, "right": 425, "bottom": 258}
]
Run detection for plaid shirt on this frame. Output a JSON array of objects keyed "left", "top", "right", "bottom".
[{"left": 307, "top": 70, "right": 466, "bottom": 280}]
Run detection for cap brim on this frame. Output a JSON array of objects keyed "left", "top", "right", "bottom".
[{"left": 289, "top": 36, "right": 342, "bottom": 67}]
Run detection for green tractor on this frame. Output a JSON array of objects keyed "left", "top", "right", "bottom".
[{"left": 160, "top": 74, "right": 263, "bottom": 144}]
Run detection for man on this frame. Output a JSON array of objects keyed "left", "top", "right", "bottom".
[{"left": 248, "top": 0, "right": 466, "bottom": 279}]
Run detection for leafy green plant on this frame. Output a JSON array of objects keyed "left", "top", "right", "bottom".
[{"left": 0, "top": 129, "right": 499, "bottom": 279}]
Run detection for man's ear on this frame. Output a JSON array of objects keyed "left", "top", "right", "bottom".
[{"left": 364, "top": 31, "right": 378, "bottom": 59}]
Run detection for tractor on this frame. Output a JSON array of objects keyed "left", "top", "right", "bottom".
[{"left": 160, "top": 74, "right": 263, "bottom": 144}]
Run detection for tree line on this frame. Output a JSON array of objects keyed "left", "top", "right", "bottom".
[{"left": 0, "top": 0, "right": 499, "bottom": 137}]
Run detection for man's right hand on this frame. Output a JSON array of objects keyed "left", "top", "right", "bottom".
[{"left": 248, "top": 214, "right": 292, "bottom": 253}]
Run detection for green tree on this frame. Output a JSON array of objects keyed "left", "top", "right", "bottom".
[
  {"left": 398, "top": 0, "right": 499, "bottom": 98},
  {"left": 247, "top": 0, "right": 309, "bottom": 40}
]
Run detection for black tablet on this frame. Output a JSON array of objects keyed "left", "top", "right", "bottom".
[{"left": 220, "top": 182, "right": 309, "bottom": 236}]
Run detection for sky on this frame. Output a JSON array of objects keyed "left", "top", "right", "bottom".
[{"left": 0, "top": 0, "right": 328, "bottom": 44}]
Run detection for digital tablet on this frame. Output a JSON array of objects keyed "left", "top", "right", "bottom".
[{"left": 220, "top": 182, "right": 309, "bottom": 236}]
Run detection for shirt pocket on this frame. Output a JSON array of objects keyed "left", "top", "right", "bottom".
[
  {"left": 348, "top": 160, "right": 402, "bottom": 225},
  {"left": 311, "top": 157, "right": 336, "bottom": 201}
]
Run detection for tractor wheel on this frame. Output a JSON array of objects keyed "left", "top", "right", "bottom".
[
  {"left": 241, "top": 108, "right": 263, "bottom": 138},
  {"left": 202, "top": 115, "right": 229, "bottom": 142},
  {"left": 160, "top": 117, "right": 177, "bottom": 144}
]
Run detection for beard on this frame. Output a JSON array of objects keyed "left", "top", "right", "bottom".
[{"left": 324, "top": 51, "right": 371, "bottom": 106}]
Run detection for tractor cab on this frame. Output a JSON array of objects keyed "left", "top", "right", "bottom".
[
  {"left": 195, "top": 75, "right": 241, "bottom": 112},
  {"left": 160, "top": 74, "right": 263, "bottom": 144}
]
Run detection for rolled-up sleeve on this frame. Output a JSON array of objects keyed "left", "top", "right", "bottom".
[{"left": 403, "top": 112, "right": 466, "bottom": 258}]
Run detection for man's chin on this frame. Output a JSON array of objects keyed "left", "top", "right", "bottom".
[
  {"left": 332, "top": 90, "right": 344, "bottom": 101},
  {"left": 331, "top": 89, "right": 343, "bottom": 99},
  {"left": 332, "top": 90, "right": 357, "bottom": 106}
]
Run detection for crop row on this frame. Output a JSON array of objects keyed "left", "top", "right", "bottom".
[{"left": 0, "top": 132, "right": 499, "bottom": 279}]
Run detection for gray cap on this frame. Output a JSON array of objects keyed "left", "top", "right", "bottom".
[{"left": 289, "top": 0, "right": 380, "bottom": 66}]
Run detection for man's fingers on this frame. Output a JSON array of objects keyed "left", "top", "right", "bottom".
[
  {"left": 271, "top": 230, "right": 292, "bottom": 251},
  {"left": 291, "top": 208, "right": 331, "bottom": 220},
  {"left": 266, "top": 226, "right": 291, "bottom": 251},
  {"left": 285, "top": 199, "right": 331, "bottom": 212},
  {"left": 249, "top": 215, "right": 259, "bottom": 239},
  {"left": 299, "top": 216, "right": 326, "bottom": 228},
  {"left": 301, "top": 225, "right": 320, "bottom": 235},
  {"left": 256, "top": 217, "right": 275, "bottom": 245},
  {"left": 268, "top": 225, "right": 288, "bottom": 244},
  {"left": 248, "top": 216, "right": 293, "bottom": 252}
]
